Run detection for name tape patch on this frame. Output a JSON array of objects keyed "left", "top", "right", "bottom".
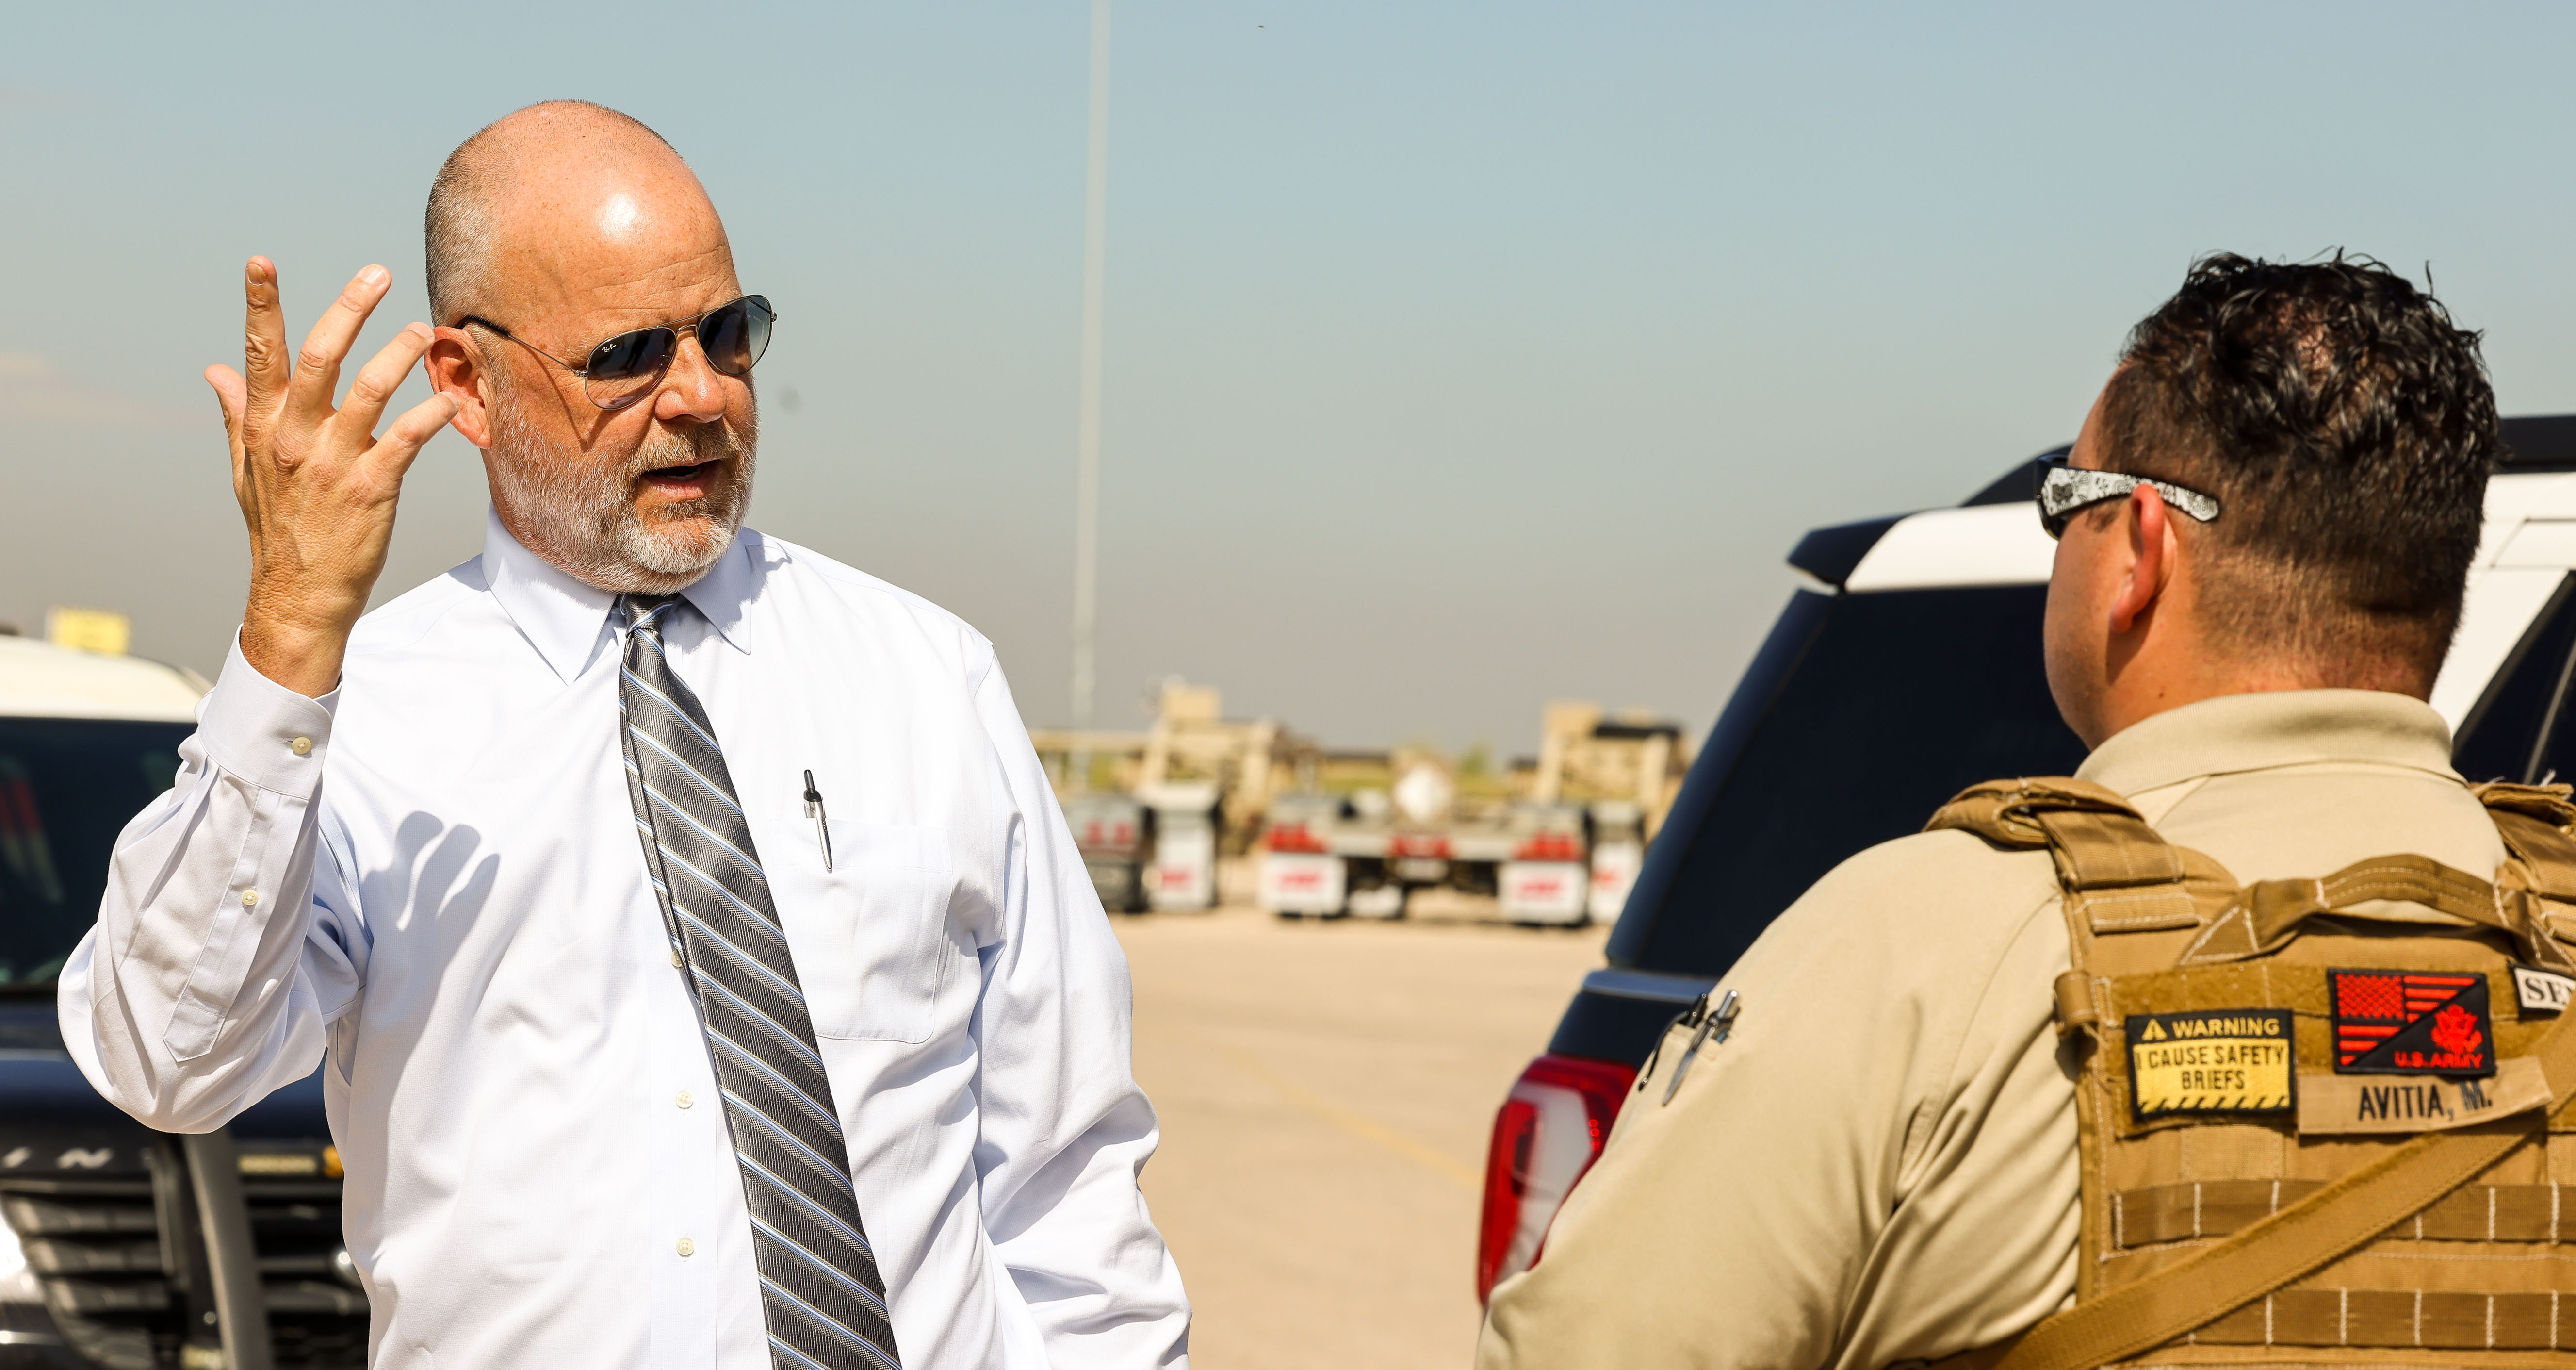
[
  {"left": 2125, "top": 1009, "right": 2294, "bottom": 1120},
  {"left": 2299, "top": 1056, "right": 2552, "bottom": 1134},
  {"left": 2511, "top": 961, "right": 2575, "bottom": 1016},
  {"left": 2330, "top": 969, "right": 2494, "bottom": 1077}
]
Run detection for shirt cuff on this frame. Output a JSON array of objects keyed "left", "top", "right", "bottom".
[{"left": 196, "top": 632, "right": 341, "bottom": 794}]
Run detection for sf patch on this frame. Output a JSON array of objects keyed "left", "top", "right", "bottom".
[
  {"left": 2330, "top": 969, "right": 2494, "bottom": 1077},
  {"left": 2125, "top": 1009, "right": 2294, "bottom": 1120},
  {"left": 2511, "top": 961, "right": 2575, "bottom": 1016}
]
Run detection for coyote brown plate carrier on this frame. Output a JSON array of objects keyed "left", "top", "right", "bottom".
[{"left": 1925, "top": 776, "right": 2576, "bottom": 1370}]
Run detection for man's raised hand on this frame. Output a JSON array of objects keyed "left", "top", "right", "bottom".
[{"left": 208, "top": 258, "right": 458, "bottom": 698}]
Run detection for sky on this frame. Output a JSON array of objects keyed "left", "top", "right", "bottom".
[{"left": 8, "top": 2, "right": 2576, "bottom": 755}]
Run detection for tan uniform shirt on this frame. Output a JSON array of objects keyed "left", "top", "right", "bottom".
[{"left": 1475, "top": 689, "right": 2508, "bottom": 1370}]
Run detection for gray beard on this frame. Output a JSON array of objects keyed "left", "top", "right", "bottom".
[{"left": 487, "top": 393, "right": 758, "bottom": 595}]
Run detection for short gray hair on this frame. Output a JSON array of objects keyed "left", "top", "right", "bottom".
[{"left": 423, "top": 100, "right": 677, "bottom": 326}]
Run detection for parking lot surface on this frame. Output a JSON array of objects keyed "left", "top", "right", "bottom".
[{"left": 1113, "top": 899, "right": 1612, "bottom": 1370}]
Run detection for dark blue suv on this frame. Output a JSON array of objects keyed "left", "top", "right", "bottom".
[{"left": 0, "top": 659, "right": 366, "bottom": 1370}]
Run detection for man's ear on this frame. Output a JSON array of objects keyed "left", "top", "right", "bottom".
[
  {"left": 2107, "top": 485, "right": 2177, "bottom": 634},
  {"left": 424, "top": 329, "right": 496, "bottom": 450}
]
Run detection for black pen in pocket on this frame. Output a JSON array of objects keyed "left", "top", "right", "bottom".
[{"left": 803, "top": 769, "right": 833, "bottom": 872}]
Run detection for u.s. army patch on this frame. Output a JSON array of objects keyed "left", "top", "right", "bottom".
[
  {"left": 2125, "top": 1009, "right": 2295, "bottom": 1120},
  {"left": 2329, "top": 969, "right": 2494, "bottom": 1077}
]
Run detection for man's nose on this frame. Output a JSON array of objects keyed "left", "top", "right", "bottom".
[{"left": 651, "top": 333, "right": 731, "bottom": 423}]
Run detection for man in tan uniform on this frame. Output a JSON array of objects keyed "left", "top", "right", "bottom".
[{"left": 1476, "top": 253, "right": 2506, "bottom": 1369}]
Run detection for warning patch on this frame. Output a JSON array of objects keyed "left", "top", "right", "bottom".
[
  {"left": 2125, "top": 1009, "right": 2295, "bottom": 1121},
  {"left": 2330, "top": 969, "right": 2495, "bottom": 1077}
]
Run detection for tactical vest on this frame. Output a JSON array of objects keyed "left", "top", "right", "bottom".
[{"left": 1922, "top": 776, "right": 2576, "bottom": 1370}]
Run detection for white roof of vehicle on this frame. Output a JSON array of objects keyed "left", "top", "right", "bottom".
[
  {"left": 0, "top": 635, "right": 207, "bottom": 722},
  {"left": 1843, "top": 503, "right": 2058, "bottom": 593},
  {"left": 1835, "top": 469, "right": 2576, "bottom": 735}
]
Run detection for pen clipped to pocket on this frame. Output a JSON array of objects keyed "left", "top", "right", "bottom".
[{"left": 803, "top": 769, "right": 833, "bottom": 873}]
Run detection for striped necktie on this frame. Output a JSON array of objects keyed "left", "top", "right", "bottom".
[{"left": 616, "top": 593, "right": 901, "bottom": 1370}]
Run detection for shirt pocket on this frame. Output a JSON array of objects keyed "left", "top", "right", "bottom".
[{"left": 755, "top": 816, "right": 956, "bottom": 1044}]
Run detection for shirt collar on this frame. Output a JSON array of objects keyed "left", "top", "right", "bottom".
[
  {"left": 2075, "top": 688, "right": 2463, "bottom": 797},
  {"left": 481, "top": 507, "right": 759, "bottom": 683}
]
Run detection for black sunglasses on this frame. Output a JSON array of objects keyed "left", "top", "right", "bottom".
[{"left": 457, "top": 294, "right": 776, "bottom": 412}]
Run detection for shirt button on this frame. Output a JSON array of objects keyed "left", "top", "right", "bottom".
[
  {"left": 289, "top": 736, "right": 313, "bottom": 757},
  {"left": 669, "top": 948, "right": 685, "bottom": 968},
  {"left": 675, "top": 1237, "right": 696, "bottom": 1257},
  {"left": 240, "top": 890, "right": 259, "bottom": 907},
  {"left": 676, "top": 1090, "right": 694, "bottom": 1110}
]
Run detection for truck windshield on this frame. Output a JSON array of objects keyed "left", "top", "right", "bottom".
[
  {"left": 0, "top": 716, "right": 190, "bottom": 989},
  {"left": 1611, "top": 584, "right": 2087, "bottom": 976}
]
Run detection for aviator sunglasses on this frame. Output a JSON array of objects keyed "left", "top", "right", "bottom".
[
  {"left": 456, "top": 294, "right": 776, "bottom": 411},
  {"left": 2037, "top": 454, "right": 2222, "bottom": 540}
]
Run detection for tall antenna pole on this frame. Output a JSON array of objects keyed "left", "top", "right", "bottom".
[{"left": 1069, "top": 0, "right": 1110, "bottom": 788}]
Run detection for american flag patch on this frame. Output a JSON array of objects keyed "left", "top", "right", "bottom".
[{"left": 2329, "top": 969, "right": 2495, "bottom": 1078}]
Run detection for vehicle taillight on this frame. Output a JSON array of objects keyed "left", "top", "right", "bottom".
[{"left": 1475, "top": 1052, "right": 1637, "bottom": 1304}]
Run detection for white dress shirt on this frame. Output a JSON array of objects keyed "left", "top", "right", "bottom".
[{"left": 58, "top": 511, "right": 1190, "bottom": 1370}]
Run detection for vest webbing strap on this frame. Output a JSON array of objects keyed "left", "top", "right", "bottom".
[
  {"left": 1983, "top": 1004, "right": 2576, "bottom": 1370},
  {"left": 1928, "top": 777, "right": 2180, "bottom": 891},
  {"left": 2480, "top": 782, "right": 2576, "bottom": 900},
  {"left": 2174, "top": 851, "right": 2570, "bottom": 970}
]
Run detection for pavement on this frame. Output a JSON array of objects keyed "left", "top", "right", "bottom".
[{"left": 1112, "top": 895, "right": 1612, "bottom": 1370}]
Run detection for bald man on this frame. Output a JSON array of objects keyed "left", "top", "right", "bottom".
[{"left": 61, "top": 102, "right": 1190, "bottom": 1370}]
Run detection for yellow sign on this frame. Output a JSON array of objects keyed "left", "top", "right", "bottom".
[
  {"left": 46, "top": 605, "right": 130, "bottom": 656},
  {"left": 2126, "top": 1009, "right": 2295, "bottom": 1118}
]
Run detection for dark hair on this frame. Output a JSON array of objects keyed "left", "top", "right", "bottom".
[{"left": 2101, "top": 252, "right": 2499, "bottom": 679}]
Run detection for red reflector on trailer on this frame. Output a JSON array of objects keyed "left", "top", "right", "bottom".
[{"left": 1266, "top": 823, "right": 1329, "bottom": 854}]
